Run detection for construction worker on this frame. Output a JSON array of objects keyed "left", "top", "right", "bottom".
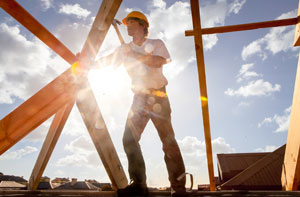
[{"left": 77, "top": 11, "right": 186, "bottom": 196}]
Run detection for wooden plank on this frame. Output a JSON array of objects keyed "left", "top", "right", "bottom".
[
  {"left": 185, "top": 18, "right": 297, "bottom": 36},
  {"left": 190, "top": 0, "right": 216, "bottom": 191},
  {"left": 80, "top": 0, "right": 123, "bottom": 66},
  {"left": 0, "top": 69, "right": 77, "bottom": 155},
  {"left": 0, "top": 0, "right": 76, "bottom": 65},
  {"left": 75, "top": 0, "right": 127, "bottom": 189},
  {"left": 28, "top": 100, "right": 75, "bottom": 190},
  {"left": 281, "top": 49, "right": 300, "bottom": 190},
  {"left": 294, "top": 0, "right": 300, "bottom": 46},
  {"left": 76, "top": 81, "right": 127, "bottom": 189}
]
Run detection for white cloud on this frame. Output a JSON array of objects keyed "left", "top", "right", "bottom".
[
  {"left": 238, "top": 101, "right": 250, "bottom": 107},
  {"left": 56, "top": 135, "right": 101, "bottom": 168},
  {"left": 152, "top": 0, "right": 166, "bottom": 9},
  {"left": 225, "top": 79, "right": 280, "bottom": 97},
  {"left": 229, "top": 0, "right": 247, "bottom": 14},
  {"left": 258, "top": 106, "right": 291, "bottom": 132},
  {"left": 59, "top": 4, "right": 91, "bottom": 19},
  {"left": 0, "top": 146, "right": 38, "bottom": 160},
  {"left": 178, "top": 136, "right": 235, "bottom": 182},
  {"left": 242, "top": 9, "right": 298, "bottom": 61},
  {"left": 40, "top": 0, "right": 52, "bottom": 10},
  {"left": 0, "top": 23, "right": 67, "bottom": 104},
  {"left": 236, "top": 63, "right": 261, "bottom": 82},
  {"left": 255, "top": 145, "right": 277, "bottom": 152},
  {"left": 147, "top": 0, "right": 244, "bottom": 78}
]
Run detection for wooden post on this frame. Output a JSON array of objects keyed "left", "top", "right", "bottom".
[
  {"left": 281, "top": 49, "right": 300, "bottom": 190},
  {"left": 28, "top": 101, "right": 75, "bottom": 190},
  {"left": 190, "top": 0, "right": 216, "bottom": 191}
]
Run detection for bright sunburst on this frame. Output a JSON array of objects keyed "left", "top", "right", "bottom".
[{"left": 88, "top": 66, "right": 130, "bottom": 94}]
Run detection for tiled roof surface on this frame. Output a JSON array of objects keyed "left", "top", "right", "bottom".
[{"left": 220, "top": 145, "right": 285, "bottom": 190}]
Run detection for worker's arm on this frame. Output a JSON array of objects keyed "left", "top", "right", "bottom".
[
  {"left": 121, "top": 43, "right": 168, "bottom": 68},
  {"left": 130, "top": 51, "right": 167, "bottom": 68},
  {"left": 76, "top": 51, "right": 121, "bottom": 69},
  {"left": 93, "top": 53, "right": 117, "bottom": 68}
]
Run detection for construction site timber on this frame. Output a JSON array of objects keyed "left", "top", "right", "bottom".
[{"left": 1, "top": 0, "right": 300, "bottom": 196}]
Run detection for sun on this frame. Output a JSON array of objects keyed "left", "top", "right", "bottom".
[{"left": 88, "top": 66, "right": 130, "bottom": 94}]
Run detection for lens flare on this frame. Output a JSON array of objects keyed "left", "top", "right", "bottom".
[
  {"left": 71, "top": 62, "right": 80, "bottom": 75},
  {"left": 200, "top": 96, "right": 208, "bottom": 101}
]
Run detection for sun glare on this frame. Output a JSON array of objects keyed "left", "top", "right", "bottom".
[{"left": 88, "top": 65, "right": 130, "bottom": 94}]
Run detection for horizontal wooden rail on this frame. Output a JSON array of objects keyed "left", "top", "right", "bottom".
[{"left": 185, "top": 17, "right": 297, "bottom": 36}]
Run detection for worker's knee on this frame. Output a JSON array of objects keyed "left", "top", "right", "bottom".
[{"left": 162, "top": 135, "right": 179, "bottom": 152}]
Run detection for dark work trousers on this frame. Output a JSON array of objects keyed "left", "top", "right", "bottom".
[{"left": 122, "top": 87, "right": 186, "bottom": 190}]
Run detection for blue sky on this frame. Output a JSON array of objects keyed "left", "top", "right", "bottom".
[{"left": 0, "top": 0, "right": 299, "bottom": 188}]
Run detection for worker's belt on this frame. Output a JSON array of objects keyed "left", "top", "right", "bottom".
[{"left": 138, "top": 87, "right": 168, "bottom": 98}]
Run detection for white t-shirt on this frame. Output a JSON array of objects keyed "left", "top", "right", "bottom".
[{"left": 114, "top": 39, "right": 171, "bottom": 93}]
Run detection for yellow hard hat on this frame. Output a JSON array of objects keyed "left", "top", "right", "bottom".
[{"left": 122, "top": 11, "right": 149, "bottom": 27}]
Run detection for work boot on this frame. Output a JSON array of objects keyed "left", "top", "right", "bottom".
[
  {"left": 171, "top": 186, "right": 188, "bottom": 197},
  {"left": 117, "top": 181, "right": 148, "bottom": 196}
]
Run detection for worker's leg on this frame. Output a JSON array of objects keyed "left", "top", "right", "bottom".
[
  {"left": 123, "top": 94, "right": 149, "bottom": 185},
  {"left": 149, "top": 92, "right": 186, "bottom": 191}
]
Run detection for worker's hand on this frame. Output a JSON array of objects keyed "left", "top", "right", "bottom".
[{"left": 121, "top": 44, "right": 133, "bottom": 56}]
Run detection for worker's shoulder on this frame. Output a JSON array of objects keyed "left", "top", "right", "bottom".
[{"left": 146, "top": 38, "right": 166, "bottom": 45}]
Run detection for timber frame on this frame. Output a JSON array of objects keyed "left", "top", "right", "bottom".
[
  {"left": 185, "top": 0, "right": 300, "bottom": 191},
  {"left": 1, "top": 0, "right": 300, "bottom": 192}
]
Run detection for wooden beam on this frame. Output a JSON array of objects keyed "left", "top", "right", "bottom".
[
  {"left": 0, "top": 0, "right": 76, "bottom": 65},
  {"left": 80, "top": 0, "right": 123, "bottom": 66},
  {"left": 75, "top": 0, "right": 127, "bottom": 189},
  {"left": 281, "top": 49, "right": 300, "bottom": 190},
  {"left": 28, "top": 101, "right": 75, "bottom": 190},
  {"left": 190, "top": 0, "right": 216, "bottom": 191},
  {"left": 0, "top": 69, "right": 76, "bottom": 155},
  {"left": 294, "top": 1, "right": 300, "bottom": 46},
  {"left": 76, "top": 82, "right": 128, "bottom": 189},
  {"left": 1, "top": 0, "right": 127, "bottom": 189},
  {"left": 185, "top": 18, "right": 297, "bottom": 36}
]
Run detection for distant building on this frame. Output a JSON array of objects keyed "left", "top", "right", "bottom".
[
  {"left": 0, "top": 181, "right": 26, "bottom": 190},
  {"left": 85, "top": 179, "right": 112, "bottom": 191},
  {"left": 37, "top": 176, "right": 53, "bottom": 190},
  {"left": 54, "top": 178, "right": 100, "bottom": 190},
  {"left": 0, "top": 174, "right": 28, "bottom": 186}
]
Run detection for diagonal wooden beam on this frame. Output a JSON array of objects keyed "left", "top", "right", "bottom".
[
  {"left": 190, "top": 0, "right": 216, "bottom": 191},
  {"left": 28, "top": 100, "right": 75, "bottom": 190},
  {"left": 79, "top": 0, "right": 122, "bottom": 67},
  {"left": 0, "top": 69, "right": 77, "bottom": 155},
  {"left": 281, "top": 49, "right": 300, "bottom": 191},
  {"left": 1, "top": 0, "right": 127, "bottom": 189},
  {"left": 75, "top": 0, "right": 127, "bottom": 189},
  {"left": 0, "top": 0, "right": 76, "bottom": 65},
  {"left": 77, "top": 82, "right": 127, "bottom": 189}
]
